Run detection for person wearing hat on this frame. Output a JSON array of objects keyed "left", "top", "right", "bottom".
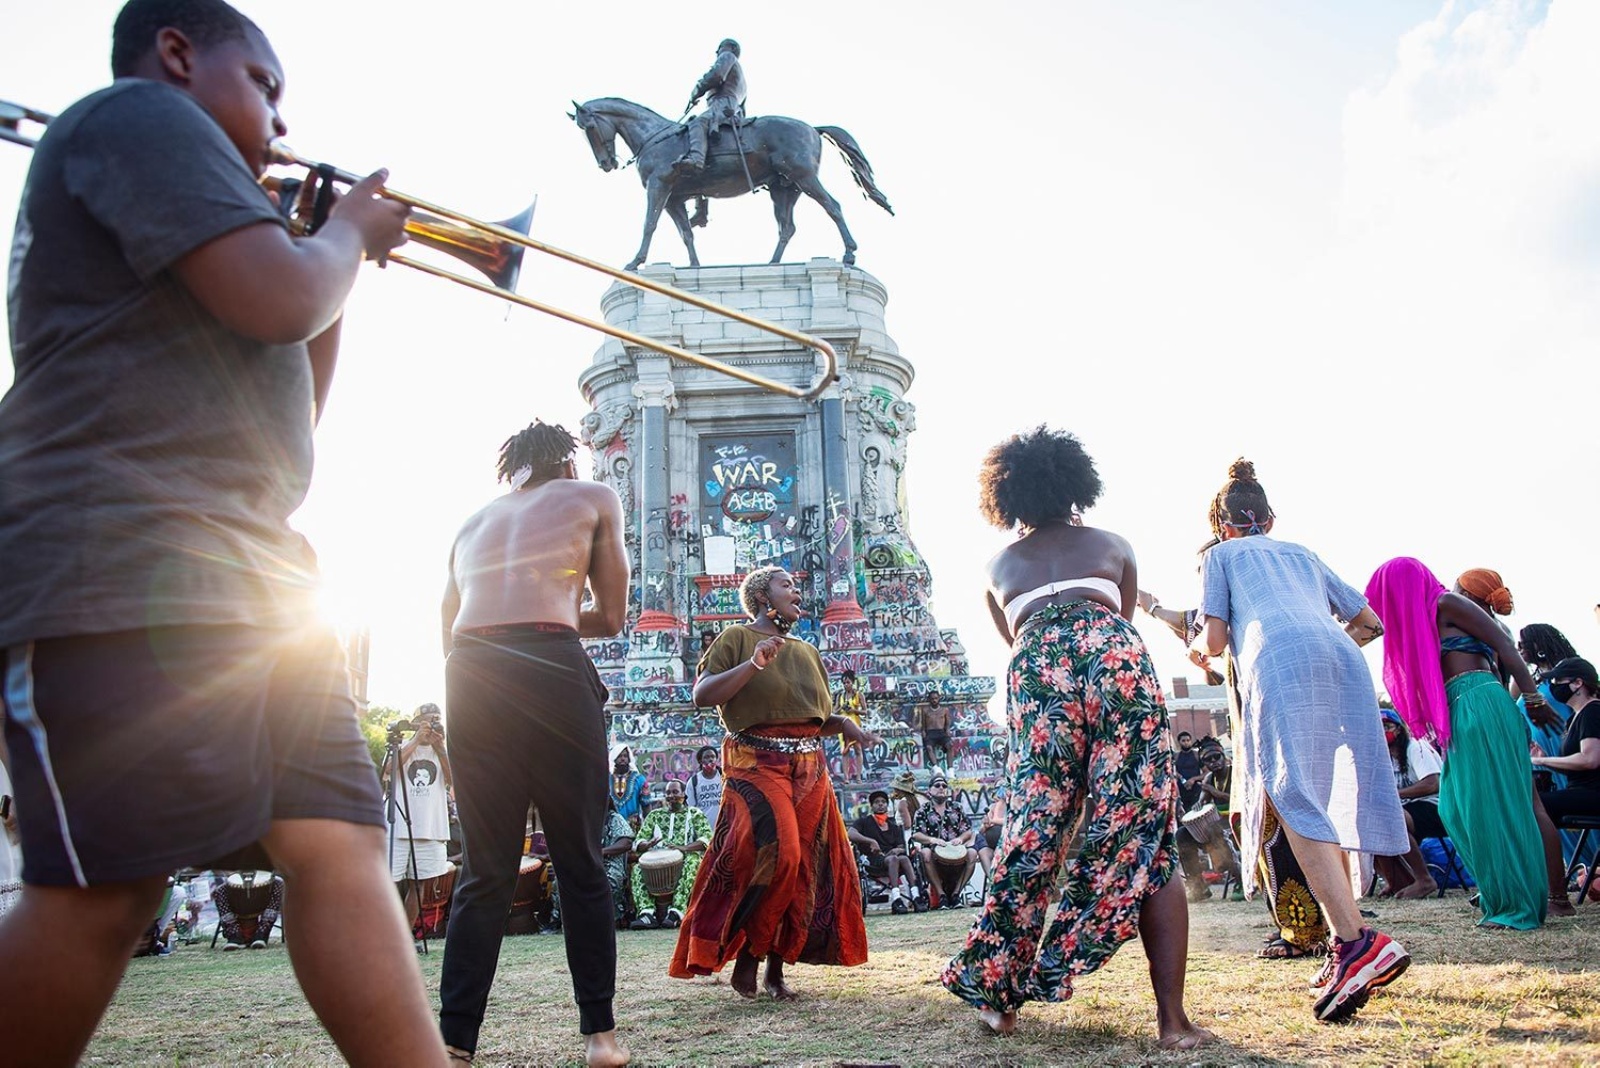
[
  {"left": 911, "top": 774, "right": 978, "bottom": 909},
  {"left": 847, "top": 790, "right": 920, "bottom": 914},
  {"left": 609, "top": 745, "right": 651, "bottom": 829},
  {"left": 1532, "top": 658, "right": 1600, "bottom": 838},
  {"left": 889, "top": 769, "right": 923, "bottom": 832},
  {"left": 1373, "top": 708, "right": 1444, "bottom": 900}
]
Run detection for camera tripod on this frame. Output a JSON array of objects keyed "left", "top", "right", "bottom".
[{"left": 382, "top": 721, "right": 429, "bottom": 954}]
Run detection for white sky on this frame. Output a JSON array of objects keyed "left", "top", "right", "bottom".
[{"left": 4, "top": 0, "right": 1597, "bottom": 715}]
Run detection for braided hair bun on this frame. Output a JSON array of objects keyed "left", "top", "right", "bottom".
[{"left": 1209, "top": 457, "right": 1274, "bottom": 539}]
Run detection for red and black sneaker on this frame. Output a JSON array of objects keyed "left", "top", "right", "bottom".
[{"left": 1312, "top": 927, "right": 1410, "bottom": 1023}]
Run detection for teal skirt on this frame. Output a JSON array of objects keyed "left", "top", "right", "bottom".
[{"left": 1439, "top": 671, "right": 1546, "bottom": 929}]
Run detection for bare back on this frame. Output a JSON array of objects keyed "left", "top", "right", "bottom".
[
  {"left": 445, "top": 478, "right": 628, "bottom": 641},
  {"left": 985, "top": 524, "right": 1136, "bottom": 642}
]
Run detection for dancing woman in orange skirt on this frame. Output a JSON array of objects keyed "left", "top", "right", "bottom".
[{"left": 669, "top": 566, "right": 874, "bottom": 998}]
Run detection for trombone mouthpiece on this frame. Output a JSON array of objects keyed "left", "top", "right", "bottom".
[{"left": 266, "top": 142, "right": 298, "bottom": 167}]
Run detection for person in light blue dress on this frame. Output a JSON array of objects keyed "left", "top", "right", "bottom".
[{"left": 1190, "top": 459, "right": 1410, "bottom": 1024}]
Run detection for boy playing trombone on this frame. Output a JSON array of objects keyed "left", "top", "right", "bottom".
[{"left": 0, "top": 2, "right": 444, "bottom": 1063}]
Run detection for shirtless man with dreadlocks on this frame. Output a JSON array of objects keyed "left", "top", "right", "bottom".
[{"left": 437, "top": 420, "right": 630, "bottom": 1067}]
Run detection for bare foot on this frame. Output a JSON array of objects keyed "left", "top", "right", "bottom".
[
  {"left": 1394, "top": 879, "right": 1438, "bottom": 900},
  {"left": 1158, "top": 1024, "right": 1216, "bottom": 1051},
  {"left": 977, "top": 1007, "right": 1017, "bottom": 1035},
  {"left": 730, "top": 951, "right": 760, "bottom": 999},
  {"left": 585, "top": 1030, "right": 630, "bottom": 1067},
  {"left": 1548, "top": 896, "right": 1575, "bottom": 917},
  {"left": 763, "top": 953, "right": 798, "bottom": 1000}
]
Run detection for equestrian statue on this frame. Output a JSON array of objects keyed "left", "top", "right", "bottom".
[{"left": 570, "top": 38, "right": 893, "bottom": 272}]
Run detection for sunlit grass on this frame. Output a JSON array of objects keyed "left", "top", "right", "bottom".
[{"left": 92, "top": 893, "right": 1598, "bottom": 1066}]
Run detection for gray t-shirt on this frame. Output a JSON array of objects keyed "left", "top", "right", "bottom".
[{"left": 1, "top": 80, "right": 318, "bottom": 645}]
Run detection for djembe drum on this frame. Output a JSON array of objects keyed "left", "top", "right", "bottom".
[
  {"left": 1180, "top": 803, "right": 1224, "bottom": 846},
  {"left": 221, "top": 870, "right": 276, "bottom": 945},
  {"left": 505, "top": 855, "right": 551, "bottom": 935},
  {"left": 414, "top": 863, "right": 457, "bottom": 939},
  {"left": 638, "top": 847, "right": 685, "bottom": 905},
  {"left": 931, "top": 844, "right": 968, "bottom": 908}
]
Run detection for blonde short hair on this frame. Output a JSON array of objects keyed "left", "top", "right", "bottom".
[{"left": 739, "top": 565, "right": 787, "bottom": 619}]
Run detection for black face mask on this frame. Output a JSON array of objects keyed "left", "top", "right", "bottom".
[{"left": 1547, "top": 680, "right": 1578, "bottom": 704}]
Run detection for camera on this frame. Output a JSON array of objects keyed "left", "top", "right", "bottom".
[{"left": 387, "top": 719, "right": 418, "bottom": 738}]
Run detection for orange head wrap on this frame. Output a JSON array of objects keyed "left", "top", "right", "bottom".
[{"left": 1456, "top": 568, "right": 1513, "bottom": 615}]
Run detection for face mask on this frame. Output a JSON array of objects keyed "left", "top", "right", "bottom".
[{"left": 1547, "top": 680, "right": 1578, "bottom": 704}]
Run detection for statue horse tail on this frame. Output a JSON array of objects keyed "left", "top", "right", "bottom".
[{"left": 817, "top": 126, "right": 894, "bottom": 216}]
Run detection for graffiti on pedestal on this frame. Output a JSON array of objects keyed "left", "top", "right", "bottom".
[
  {"left": 700, "top": 432, "right": 799, "bottom": 570},
  {"left": 695, "top": 581, "right": 744, "bottom": 618}
]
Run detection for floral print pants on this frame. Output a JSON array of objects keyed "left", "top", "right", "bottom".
[{"left": 942, "top": 601, "right": 1178, "bottom": 1012}]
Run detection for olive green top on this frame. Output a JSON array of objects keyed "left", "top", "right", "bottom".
[{"left": 698, "top": 624, "right": 833, "bottom": 733}]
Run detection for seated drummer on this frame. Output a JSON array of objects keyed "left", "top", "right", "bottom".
[
  {"left": 211, "top": 871, "right": 285, "bottom": 950},
  {"left": 910, "top": 774, "right": 978, "bottom": 909},
  {"left": 629, "top": 779, "right": 711, "bottom": 929},
  {"left": 1175, "top": 740, "right": 1241, "bottom": 902},
  {"left": 847, "top": 789, "right": 921, "bottom": 913}
]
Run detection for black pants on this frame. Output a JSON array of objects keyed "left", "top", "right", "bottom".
[
  {"left": 1540, "top": 786, "right": 1600, "bottom": 826},
  {"left": 439, "top": 627, "right": 615, "bottom": 1048}
]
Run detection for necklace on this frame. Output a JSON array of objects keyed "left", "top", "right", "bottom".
[{"left": 611, "top": 773, "right": 630, "bottom": 800}]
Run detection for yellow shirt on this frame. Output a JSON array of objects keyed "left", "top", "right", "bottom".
[
  {"left": 834, "top": 688, "right": 863, "bottom": 726},
  {"left": 699, "top": 624, "right": 833, "bottom": 733}
]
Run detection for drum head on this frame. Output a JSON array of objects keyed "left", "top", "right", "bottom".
[
  {"left": 639, "top": 847, "right": 685, "bottom": 869},
  {"left": 934, "top": 844, "right": 967, "bottom": 864},
  {"left": 1181, "top": 804, "right": 1217, "bottom": 825},
  {"left": 518, "top": 855, "right": 543, "bottom": 875}
]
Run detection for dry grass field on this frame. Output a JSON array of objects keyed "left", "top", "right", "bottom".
[{"left": 87, "top": 892, "right": 1598, "bottom": 1066}]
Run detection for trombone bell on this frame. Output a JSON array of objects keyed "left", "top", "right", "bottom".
[
  {"left": 264, "top": 173, "right": 534, "bottom": 294},
  {"left": 406, "top": 201, "right": 534, "bottom": 293}
]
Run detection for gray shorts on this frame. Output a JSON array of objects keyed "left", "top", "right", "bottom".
[{"left": 3, "top": 625, "right": 383, "bottom": 887}]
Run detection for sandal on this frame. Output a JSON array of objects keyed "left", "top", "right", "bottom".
[{"left": 1258, "top": 936, "right": 1320, "bottom": 960}]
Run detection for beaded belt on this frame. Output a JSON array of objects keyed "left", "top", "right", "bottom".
[{"left": 732, "top": 730, "right": 823, "bottom": 754}]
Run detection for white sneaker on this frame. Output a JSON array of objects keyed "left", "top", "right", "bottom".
[
  {"left": 248, "top": 939, "right": 267, "bottom": 950},
  {"left": 222, "top": 941, "right": 244, "bottom": 951}
]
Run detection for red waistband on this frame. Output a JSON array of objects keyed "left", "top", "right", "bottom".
[
  {"left": 737, "top": 722, "right": 823, "bottom": 739},
  {"left": 458, "top": 622, "right": 578, "bottom": 639}
]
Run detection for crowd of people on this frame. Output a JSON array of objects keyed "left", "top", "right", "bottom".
[{"left": 3, "top": 3, "right": 1599, "bottom": 1066}]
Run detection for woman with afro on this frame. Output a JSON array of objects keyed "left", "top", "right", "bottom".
[{"left": 941, "top": 427, "right": 1209, "bottom": 1051}]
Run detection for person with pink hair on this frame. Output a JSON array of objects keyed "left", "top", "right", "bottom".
[{"left": 1365, "top": 557, "right": 1573, "bottom": 927}]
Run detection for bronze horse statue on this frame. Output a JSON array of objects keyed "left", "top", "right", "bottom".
[{"left": 570, "top": 97, "right": 892, "bottom": 271}]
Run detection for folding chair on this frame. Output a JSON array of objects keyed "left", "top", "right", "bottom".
[
  {"left": 1557, "top": 813, "right": 1600, "bottom": 904},
  {"left": 1422, "top": 835, "right": 1473, "bottom": 897}
]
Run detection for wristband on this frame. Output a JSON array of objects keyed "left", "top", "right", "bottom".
[{"left": 749, "top": 658, "right": 765, "bottom": 671}]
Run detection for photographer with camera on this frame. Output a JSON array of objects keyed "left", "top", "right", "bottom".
[{"left": 382, "top": 704, "right": 455, "bottom": 938}]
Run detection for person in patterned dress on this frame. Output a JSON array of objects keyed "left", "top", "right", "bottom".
[
  {"left": 629, "top": 780, "right": 711, "bottom": 928},
  {"left": 910, "top": 775, "right": 978, "bottom": 908},
  {"left": 941, "top": 427, "right": 1210, "bottom": 1051}
]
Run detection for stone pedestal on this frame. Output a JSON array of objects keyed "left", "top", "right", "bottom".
[{"left": 578, "top": 259, "right": 997, "bottom": 808}]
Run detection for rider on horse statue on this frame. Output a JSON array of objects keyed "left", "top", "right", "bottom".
[{"left": 673, "top": 38, "right": 747, "bottom": 179}]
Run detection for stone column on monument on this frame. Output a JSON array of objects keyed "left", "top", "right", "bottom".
[
  {"left": 632, "top": 377, "right": 676, "bottom": 630},
  {"left": 819, "top": 388, "right": 873, "bottom": 651},
  {"left": 621, "top": 375, "right": 685, "bottom": 686}
]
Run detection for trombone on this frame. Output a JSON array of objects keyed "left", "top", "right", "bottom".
[
  {"left": 1, "top": 100, "right": 52, "bottom": 147},
  {"left": 0, "top": 99, "right": 839, "bottom": 402}
]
